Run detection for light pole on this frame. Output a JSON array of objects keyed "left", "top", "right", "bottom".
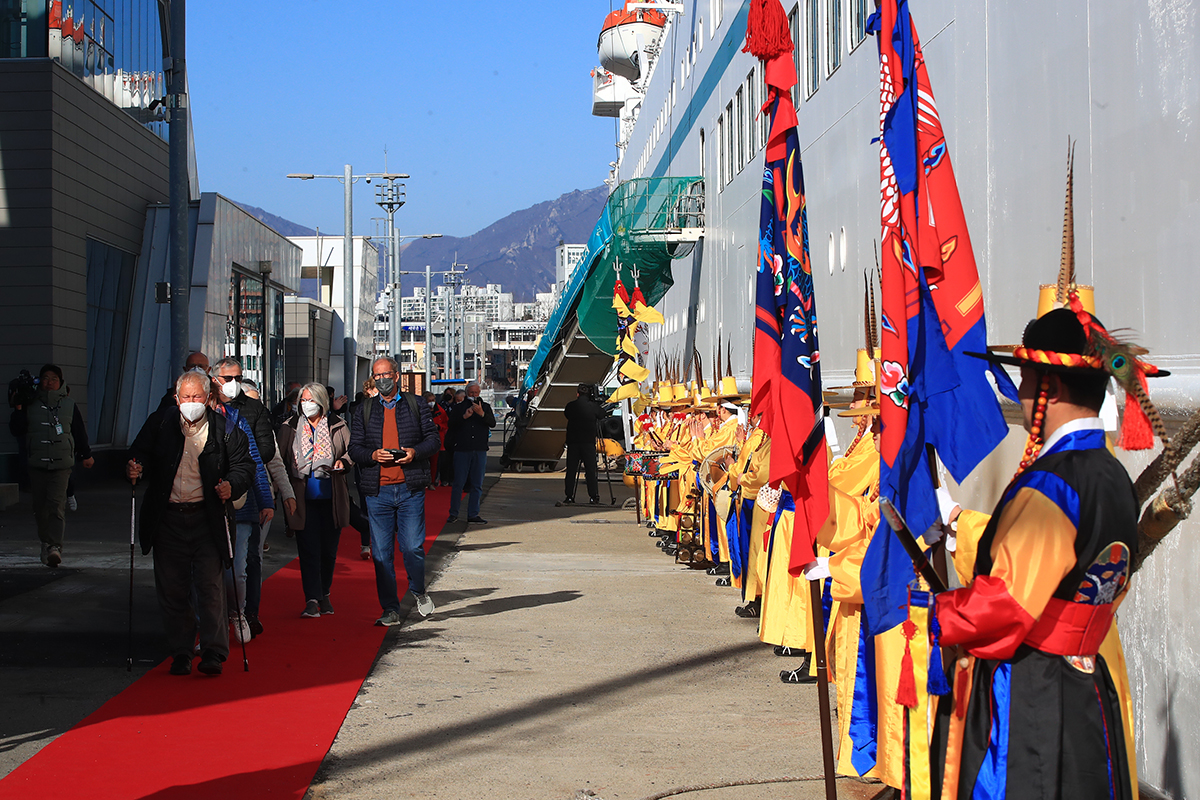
[
  {"left": 372, "top": 177, "right": 406, "bottom": 360},
  {"left": 441, "top": 259, "right": 469, "bottom": 378},
  {"left": 287, "top": 168, "right": 409, "bottom": 397},
  {"left": 166, "top": 0, "right": 189, "bottom": 374},
  {"left": 393, "top": 245, "right": 445, "bottom": 392}
]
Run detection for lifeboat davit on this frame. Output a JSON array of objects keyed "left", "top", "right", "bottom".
[{"left": 598, "top": 1, "right": 667, "bottom": 82}]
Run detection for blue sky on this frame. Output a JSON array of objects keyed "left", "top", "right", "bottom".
[{"left": 188, "top": 3, "right": 620, "bottom": 239}]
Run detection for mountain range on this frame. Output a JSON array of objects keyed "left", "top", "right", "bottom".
[{"left": 235, "top": 185, "right": 608, "bottom": 302}]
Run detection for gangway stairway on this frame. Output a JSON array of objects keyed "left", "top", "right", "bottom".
[
  {"left": 504, "top": 315, "right": 613, "bottom": 470},
  {"left": 504, "top": 176, "right": 703, "bottom": 470}
]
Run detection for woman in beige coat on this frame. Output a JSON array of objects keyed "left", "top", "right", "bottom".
[{"left": 277, "top": 384, "right": 352, "bottom": 618}]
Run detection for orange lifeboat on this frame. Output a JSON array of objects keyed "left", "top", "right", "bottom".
[{"left": 597, "top": 1, "right": 668, "bottom": 82}]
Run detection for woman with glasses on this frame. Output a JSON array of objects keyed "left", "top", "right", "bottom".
[{"left": 277, "top": 383, "right": 353, "bottom": 618}]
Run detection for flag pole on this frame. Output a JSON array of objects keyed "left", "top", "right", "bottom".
[{"left": 808, "top": 574, "right": 838, "bottom": 800}]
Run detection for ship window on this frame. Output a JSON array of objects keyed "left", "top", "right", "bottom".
[
  {"left": 850, "top": 0, "right": 869, "bottom": 48},
  {"left": 735, "top": 86, "right": 745, "bottom": 171},
  {"left": 761, "top": 64, "right": 770, "bottom": 144},
  {"left": 710, "top": 0, "right": 718, "bottom": 38},
  {"left": 827, "top": 0, "right": 842, "bottom": 76},
  {"left": 717, "top": 114, "right": 726, "bottom": 190},
  {"left": 746, "top": 70, "right": 757, "bottom": 155},
  {"left": 725, "top": 101, "right": 735, "bottom": 184},
  {"left": 788, "top": 4, "right": 802, "bottom": 107},
  {"left": 805, "top": 0, "right": 820, "bottom": 98},
  {"left": 698, "top": 17, "right": 704, "bottom": 49},
  {"left": 699, "top": 128, "right": 706, "bottom": 179}
]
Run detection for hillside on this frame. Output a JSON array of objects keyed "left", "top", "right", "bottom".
[{"left": 398, "top": 186, "right": 607, "bottom": 301}]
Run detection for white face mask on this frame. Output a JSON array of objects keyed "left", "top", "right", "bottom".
[
  {"left": 179, "top": 402, "right": 206, "bottom": 423},
  {"left": 219, "top": 377, "right": 241, "bottom": 400},
  {"left": 301, "top": 400, "right": 321, "bottom": 419}
]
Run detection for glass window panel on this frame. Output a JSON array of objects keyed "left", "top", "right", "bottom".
[
  {"left": 806, "top": 0, "right": 820, "bottom": 97},
  {"left": 827, "top": 0, "right": 842, "bottom": 76}
]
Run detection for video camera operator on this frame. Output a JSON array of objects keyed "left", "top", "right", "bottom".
[{"left": 559, "top": 383, "right": 605, "bottom": 506}]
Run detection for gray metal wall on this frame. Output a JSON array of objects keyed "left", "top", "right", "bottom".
[
  {"left": 621, "top": 1, "right": 1200, "bottom": 795},
  {"left": 0, "top": 58, "right": 169, "bottom": 465}
]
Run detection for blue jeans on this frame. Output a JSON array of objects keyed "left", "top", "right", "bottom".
[
  {"left": 223, "top": 520, "right": 260, "bottom": 614},
  {"left": 450, "top": 450, "right": 487, "bottom": 518},
  {"left": 365, "top": 483, "right": 427, "bottom": 612}
]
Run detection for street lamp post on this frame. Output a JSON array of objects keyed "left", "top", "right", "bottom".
[
  {"left": 372, "top": 177, "right": 406, "bottom": 360},
  {"left": 441, "top": 259, "right": 469, "bottom": 378},
  {"left": 393, "top": 244, "right": 444, "bottom": 392},
  {"left": 287, "top": 168, "right": 410, "bottom": 397}
]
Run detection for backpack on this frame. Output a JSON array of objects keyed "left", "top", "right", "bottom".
[{"left": 361, "top": 392, "right": 421, "bottom": 432}]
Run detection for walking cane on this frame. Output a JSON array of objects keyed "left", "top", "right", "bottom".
[
  {"left": 128, "top": 471, "right": 137, "bottom": 672},
  {"left": 224, "top": 513, "right": 250, "bottom": 672}
]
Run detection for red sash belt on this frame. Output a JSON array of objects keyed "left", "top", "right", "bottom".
[{"left": 1024, "top": 598, "right": 1115, "bottom": 656}]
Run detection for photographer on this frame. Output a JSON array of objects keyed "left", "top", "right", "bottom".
[
  {"left": 447, "top": 383, "right": 495, "bottom": 524},
  {"left": 560, "top": 384, "right": 604, "bottom": 506}
]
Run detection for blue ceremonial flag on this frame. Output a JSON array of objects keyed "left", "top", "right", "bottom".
[{"left": 862, "top": 0, "right": 1018, "bottom": 636}]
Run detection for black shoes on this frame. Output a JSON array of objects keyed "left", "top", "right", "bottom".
[
  {"left": 706, "top": 562, "right": 731, "bottom": 576},
  {"left": 246, "top": 614, "right": 264, "bottom": 638},
  {"left": 446, "top": 514, "right": 458, "bottom": 523},
  {"left": 780, "top": 655, "right": 815, "bottom": 684},
  {"left": 735, "top": 600, "right": 761, "bottom": 618},
  {"left": 169, "top": 654, "right": 192, "bottom": 675},
  {"left": 774, "top": 646, "right": 807, "bottom": 657},
  {"left": 197, "top": 650, "right": 224, "bottom": 676},
  {"left": 467, "top": 516, "right": 487, "bottom": 524},
  {"left": 588, "top": 497, "right": 601, "bottom": 505},
  {"left": 714, "top": 577, "right": 732, "bottom": 587}
]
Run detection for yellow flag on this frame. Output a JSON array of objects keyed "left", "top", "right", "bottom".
[
  {"left": 620, "top": 360, "right": 651, "bottom": 382},
  {"left": 631, "top": 300, "right": 664, "bottom": 325}
]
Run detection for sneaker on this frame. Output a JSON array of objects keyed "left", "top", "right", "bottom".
[
  {"left": 446, "top": 515, "right": 458, "bottom": 523},
  {"left": 375, "top": 609, "right": 403, "bottom": 627},
  {"left": 588, "top": 497, "right": 601, "bottom": 505},
  {"left": 46, "top": 546, "right": 61, "bottom": 568},
  {"left": 66, "top": 495, "right": 77, "bottom": 512},
  {"left": 39, "top": 543, "right": 48, "bottom": 565},
  {"left": 198, "top": 650, "right": 224, "bottom": 676},
  {"left": 246, "top": 614, "right": 264, "bottom": 638},
  {"left": 734, "top": 600, "right": 760, "bottom": 619},
  {"left": 301, "top": 600, "right": 321, "bottom": 618},
  {"left": 467, "top": 516, "right": 487, "bottom": 525},
  {"left": 262, "top": 540, "right": 271, "bottom": 553},
  {"left": 359, "top": 545, "right": 371, "bottom": 560},
  {"left": 415, "top": 593, "right": 435, "bottom": 617},
  {"left": 169, "top": 654, "right": 192, "bottom": 675},
  {"left": 556, "top": 498, "right": 575, "bottom": 507},
  {"left": 319, "top": 595, "right": 335, "bottom": 615},
  {"left": 230, "top": 614, "right": 252, "bottom": 643}
]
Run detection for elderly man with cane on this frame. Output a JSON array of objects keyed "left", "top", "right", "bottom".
[{"left": 127, "top": 370, "right": 255, "bottom": 676}]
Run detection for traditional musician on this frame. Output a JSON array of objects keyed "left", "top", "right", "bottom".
[
  {"left": 931, "top": 300, "right": 1164, "bottom": 800},
  {"left": 695, "top": 377, "right": 746, "bottom": 580},
  {"left": 726, "top": 410, "right": 770, "bottom": 618}
]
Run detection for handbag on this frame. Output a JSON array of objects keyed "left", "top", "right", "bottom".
[{"left": 305, "top": 474, "right": 332, "bottom": 501}]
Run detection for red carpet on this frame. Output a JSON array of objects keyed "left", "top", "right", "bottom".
[{"left": 1, "top": 487, "right": 452, "bottom": 800}]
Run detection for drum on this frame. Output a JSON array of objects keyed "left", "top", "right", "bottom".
[{"left": 623, "top": 450, "right": 671, "bottom": 479}]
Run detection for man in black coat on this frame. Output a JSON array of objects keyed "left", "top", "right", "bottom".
[
  {"left": 561, "top": 384, "right": 604, "bottom": 505},
  {"left": 349, "top": 357, "right": 441, "bottom": 626},
  {"left": 211, "top": 357, "right": 277, "bottom": 463},
  {"left": 127, "top": 370, "right": 255, "bottom": 677},
  {"left": 447, "top": 383, "right": 496, "bottom": 524}
]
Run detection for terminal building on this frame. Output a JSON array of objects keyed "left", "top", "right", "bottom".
[{"left": 0, "top": 2, "right": 305, "bottom": 475}]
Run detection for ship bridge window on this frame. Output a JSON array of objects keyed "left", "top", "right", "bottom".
[
  {"left": 788, "top": 4, "right": 802, "bottom": 107},
  {"left": 735, "top": 86, "right": 746, "bottom": 172},
  {"left": 805, "top": 0, "right": 821, "bottom": 98},
  {"left": 850, "top": 0, "right": 869, "bottom": 49},
  {"left": 746, "top": 71, "right": 758, "bottom": 155},
  {"left": 699, "top": 128, "right": 706, "bottom": 179},
  {"left": 698, "top": 17, "right": 704, "bottom": 49},
  {"left": 725, "top": 101, "right": 735, "bottom": 184},
  {"left": 827, "top": 0, "right": 842, "bottom": 76},
  {"left": 717, "top": 114, "right": 726, "bottom": 190}
]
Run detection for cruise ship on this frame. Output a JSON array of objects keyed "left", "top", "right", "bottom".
[{"left": 514, "top": 1, "right": 1200, "bottom": 797}]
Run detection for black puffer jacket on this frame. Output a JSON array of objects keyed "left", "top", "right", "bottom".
[
  {"left": 225, "top": 392, "right": 277, "bottom": 463},
  {"left": 127, "top": 407, "right": 255, "bottom": 563},
  {"left": 348, "top": 394, "right": 441, "bottom": 496}
]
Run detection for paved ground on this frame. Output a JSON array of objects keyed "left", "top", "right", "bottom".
[
  {"left": 0, "top": 454, "right": 883, "bottom": 800},
  {"left": 307, "top": 464, "right": 881, "bottom": 800}
]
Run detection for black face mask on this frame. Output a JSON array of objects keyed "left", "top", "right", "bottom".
[{"left": 375, "top": 376, "right": 396, "bottom": 395}]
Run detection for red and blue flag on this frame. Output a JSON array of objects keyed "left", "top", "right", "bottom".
[
  {"left": 749, "top": 40, "right": 829, "bottom": 572},
  {"left": 862, "top": 0, "right": 1018, "bottom": 636}
]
